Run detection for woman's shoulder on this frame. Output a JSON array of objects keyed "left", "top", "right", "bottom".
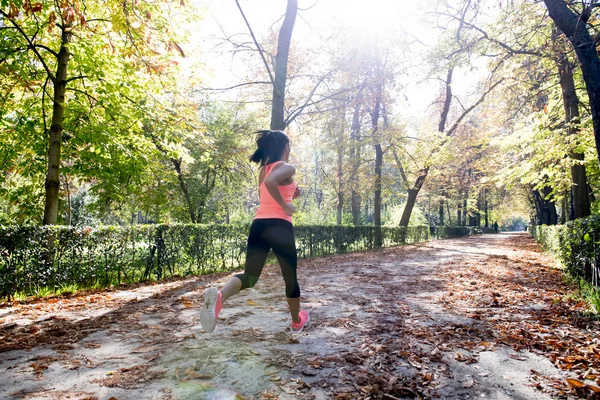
[
  {"left": 269, "top": 161, "right": 294, "bottom": 169},
  {"left": 268, "top": 161, "right": 295, "bottom": 175}
]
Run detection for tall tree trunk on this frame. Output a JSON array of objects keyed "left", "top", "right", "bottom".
[
  {"left": 350, "top": 91, "right": 363, "bottom": 225},
  {"left": 457, "top": 201, "right": 462, "bottom": 227},
  {"left": 554, "top": 33, "right": 591, "bottom": 218},
  {"left": 446, "top": 201, "right": 453, "bottom": 225},
  {"left": 399, "top": 169, "right": 428, "bottom": 226},
  {"left": 484, "top": 189, "right": 489, "bottom": 228},
  {"left": 439, "top": 200, "right": 444, "bottom": 225},
  {"left": 43, "top": 27, "right": 72, "bottom": 225},
  {"left": 336, "top": 149, "right": 344, "bottom": 226},
  {"left": 336, "top": 114, "right": 345, "bottom": 226},
  {"left": 371, "top": 81, "right": 383, "bottom": 231},
  {"left": 476, "top": 192, "right": 482, "bottom": 227},
  {"left": 270, "top": 0, "right": 298, "bottom": 130},
  {"left": 399, "top": 69, "right": 453, "bottom": 227},
  {"left": 532, "top": 188, "right": 559, "bottom": 225},
  {"left": 561, "top": 195, "right": 568, "bottom": 224},
  {"left": 544, "top": 0, "right": 600, "bottom": 169},
  {"left": 374, "top": 143, "right": 383, "bottom": 246},
  {"left": 171, "top": 157, "right": 196, "bottom": 223}
]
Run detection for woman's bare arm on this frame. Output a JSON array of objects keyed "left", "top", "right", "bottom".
[{"left": 264, "top": 163, "right": 296, "bottom": 215}]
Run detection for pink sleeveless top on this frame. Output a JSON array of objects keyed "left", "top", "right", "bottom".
[{"left": 254, "top": 161, "right": 297, "bottom": 223}]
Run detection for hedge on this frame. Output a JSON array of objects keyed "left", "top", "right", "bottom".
[
  {"left": 0, "top": 224, "right": 475, "bottom": 300},
  {"left": 530, "top": 216, "right": 600, "bottom": 288}
]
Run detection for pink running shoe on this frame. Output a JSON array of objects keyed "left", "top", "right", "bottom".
[
  {"left": 291, "top": 310, "right": 310, "bottom": 334},
  {"left": 200, "top": 287, "right": 222, "bottom": 333}
]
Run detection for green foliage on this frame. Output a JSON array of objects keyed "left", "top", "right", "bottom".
[
  {"left": 383, "top": 203, "right": 428, "bottom": 226},
  {"left": 0, "top": 223, "right": 475, "bottom": 301},
  {"left": 531, "top": 216, "right": 600, "bottom": 289},
  {"left": 0, "top": 0, "right": 196, "bottom": 224}
]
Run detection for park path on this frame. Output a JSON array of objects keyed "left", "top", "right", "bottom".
[{"left": 1, "top": 233, "right": 599, "bottom": 400}]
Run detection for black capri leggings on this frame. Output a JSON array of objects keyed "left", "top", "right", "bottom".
[{"left": 234, "top": 218, "right": 300, "bottom": 298}]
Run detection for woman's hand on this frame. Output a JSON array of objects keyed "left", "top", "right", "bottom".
[
  {"left": 293, "top": 186, "right": 302, "bottom": 199},
  {"left": 283, "top": 203, "right": 296, "bottom": 216}
]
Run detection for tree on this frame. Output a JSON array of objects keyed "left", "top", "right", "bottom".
[
  {"left": 543, "top": 0, "right": 600, "bottom": 170},
  {"left": 1, "top": 0, "right": 189, "bottom": 225}
]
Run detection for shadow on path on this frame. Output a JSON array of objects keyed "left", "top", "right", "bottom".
[{"left": 0, "top": 233, "right": 596, "bottom": 399}]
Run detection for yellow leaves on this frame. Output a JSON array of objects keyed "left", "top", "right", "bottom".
[
  {"left": 7, "top": 3, "right": 19, "bottom": 18},
  {"left": 62, "top": 7, "right": 77, "bottom": 26},
  {"left": 30, "top": 2, "right": 43, "bottom": 13},
  {"left": 168, "top": 40, "right": 186, "bottom": 58},
  {"left": 246, "top": 299, "right": 259, "bottom": 306},
  {"left": 566, "top": 377, "right": 600, "bottom": 394},
  {"left": 48, "top": 11, "right": 57, "bottom": 32}
]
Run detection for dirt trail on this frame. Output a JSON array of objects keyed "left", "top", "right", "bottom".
[{"left": 1, "top": 233, "right": 598, "bottom": 399}]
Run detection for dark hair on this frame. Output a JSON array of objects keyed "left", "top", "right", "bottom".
[{"left": 249, "top": 130, "right": 290, "bottom": 166}]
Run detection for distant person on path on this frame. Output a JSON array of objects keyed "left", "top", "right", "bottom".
[
  {"left": 493, "top": 221, "right": 499, "bottom": 233},
  {"left": 200, "top": 130, "right": 309, "bottom": 334}
]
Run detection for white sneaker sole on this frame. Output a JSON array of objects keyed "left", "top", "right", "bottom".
[
  {"left": 200, "top": 287, "right": 218, "bottom": 333},
  {"left": 291, "top": 313, "right": 311, "bottom": 334}
]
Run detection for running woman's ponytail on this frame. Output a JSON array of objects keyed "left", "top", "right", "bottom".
[{"left": 250, "top": 130, "right": 290, "bottom": 166}]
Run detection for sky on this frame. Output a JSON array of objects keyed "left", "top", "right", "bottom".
[{"left": 182, "top": 0, "right": 495, "bottom": 126}]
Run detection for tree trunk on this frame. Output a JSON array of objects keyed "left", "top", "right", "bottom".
[
  {"left": 337, "top": 117, "right": 345, "bottom": 226},
  {"left": 350, "top": 91, "right": 363, "bottom": 225},
  {"left": 270, "top": 0, "right": 298, "bottom": 130},
  {"left": 484, "top": 189, "right": 489, "bottom": 228},
  {"left": 374, "top": 143, "right": 383, "bottom": 246},
  {"left": 337, "top": 191, "right": 343, "bottom": 225},
  {"left": 439, "top": 200, "right": 444, "bottom": 225},
  {"left": 171, "top": 157, "right": 196, "bottom": 223},
  {"left": 336, "top": 159, "right": 343, "bottom": 226},
  {"left": 399, "top": 169, "right": 428, "bottom": 226},
  {"left": 532, "top": 188, "right": 558, "bottom": 225},
  {"left": 371, "top": 80, "right": 383, "bottom": 231},
  {"left": 544, "top": 0, "right": 600, "bottom": 169},
  {"left": 476, "top": 193, "right": 482, "bottom": 227},
  {"left": 457, "top": 202, "right": 462, "bottom": 227},
  {"left": 554, "top": 35, "right": 591, "bottom": 218},
  {"left": 43, "top": 27, "right": 72, "bottom": 225},
  {"left": 561, "top": 195, "right": 568, "bottom": 224},
  {"left": 399, "top": 69, "right": 453, "bottom": 227}
]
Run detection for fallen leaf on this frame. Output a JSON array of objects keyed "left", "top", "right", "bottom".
[
  {"left": 463, "top": 379, "right": 475, "bottom": 388},
  {"left": 132, "top": 344, "right": 156, "bottom": 353},
  {"left": 566, "top": 378, "right": 585, "bottom": 388}
]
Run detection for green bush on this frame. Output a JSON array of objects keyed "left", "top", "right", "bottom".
[
  {"left": 0, "top": 223, "right": 474, "bottom": 300},
  {"left": 531, "top": 216, "right": 600, "bottom": 288}
]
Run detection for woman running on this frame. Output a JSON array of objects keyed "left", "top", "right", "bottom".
[{"left": 200, "top": 130, "right": 310, "bottom": 334}]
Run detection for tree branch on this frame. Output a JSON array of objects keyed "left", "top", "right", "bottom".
[
  {"left": 34, "top": 44, "right": 59, "bottom": 57},
  {"left": 285, "top": 83, "right": 363, "bottom": 125},
  {"left": 1, "top": 10, "right": 56, "bottom": 82},
  {"left": 200, "top": 81, "right": 272, "bottom": 91},
  {"left": 283, "top": 71, "right": 333, "bottom": 128},
  {"left": 64, "top": 75, "right": 88, "bottom": 84},
  {"left": 234, "top": 0, "right": 275, "bottom": 85},
  {"left": 445, "top": 78, "right": 505, "bottom": 137}
]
